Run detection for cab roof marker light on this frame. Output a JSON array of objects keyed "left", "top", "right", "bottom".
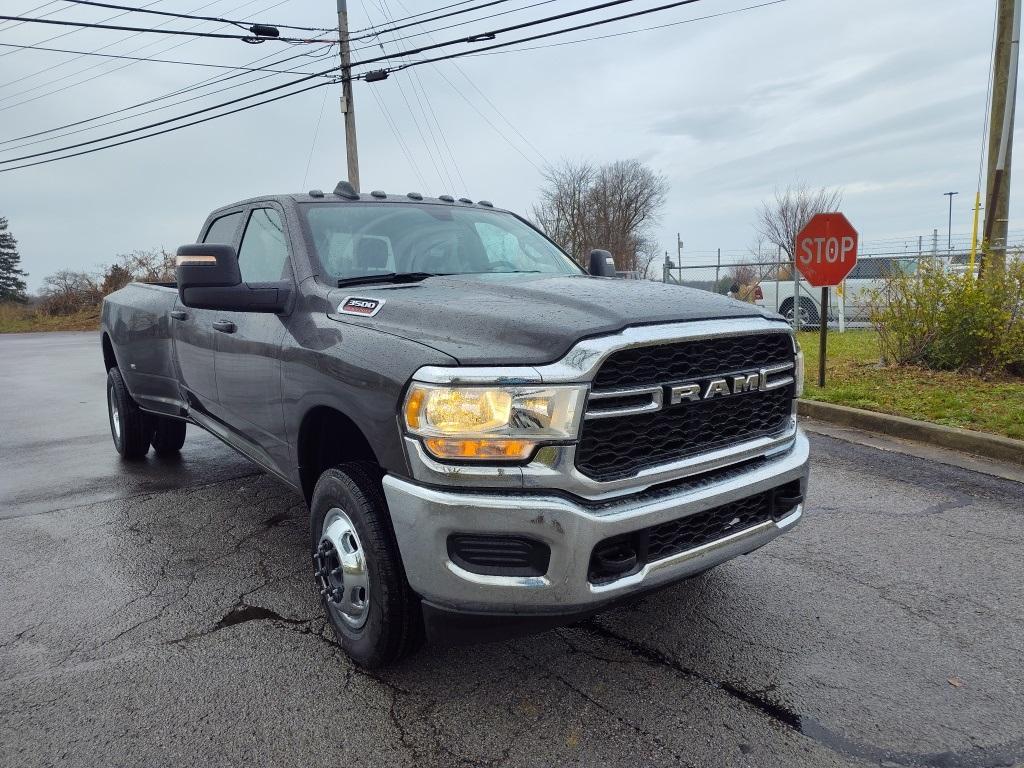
[
  {"left": 478, "top": 200, "right": 494, "bottom": 208},
  {"left": 458, "top": 197, "right": 473, "bottom": 204},
  {"left": 407, "top": 192, "right": 423, "bottom": 200},
  {"left": 439, "top": 195, "right": 455, "bottom": 203},
  {"left": 370, "top": 190, "right": 387, "bottom": 199},
  {"left": 333, "top": 180, "right": 359, "bottom": 200}
]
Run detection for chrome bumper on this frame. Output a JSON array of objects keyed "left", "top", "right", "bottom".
[{"left": 382, "top": 429, "right": 810, "bottom": 614}]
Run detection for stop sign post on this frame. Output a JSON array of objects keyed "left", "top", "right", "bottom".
[{"left": 794, "top": 213, "right": 859, "bottom": 387}]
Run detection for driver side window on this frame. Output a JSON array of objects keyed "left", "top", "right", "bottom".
[{"left": 238, "top": 208, "right": 289, "bottom": 283}]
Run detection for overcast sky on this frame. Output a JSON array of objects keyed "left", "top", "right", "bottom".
[{"left": 0, "top": 0, "right": 1010, "bottom": 290}]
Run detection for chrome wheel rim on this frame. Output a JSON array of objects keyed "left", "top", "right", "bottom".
[
  {"left": 314, "top": 508, "right": 370, "bottom": 630},
  {"left": 786, "top": 305, "right": 813, "bottom": 327},
  {"left": 108, "top": 387, "right": 121, "bottom": 442}
]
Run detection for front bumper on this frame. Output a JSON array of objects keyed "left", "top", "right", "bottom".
[{"left": 382, "top": 429, "right": 810, "bottom": 617}]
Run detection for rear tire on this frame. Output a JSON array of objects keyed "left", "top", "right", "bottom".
[
  {"left": 151, "top": 417, "right": 187, "bottom": 455},
  {"left": 106, "top": 368, "right": 151, "bottom": 459},
  {"left": 310, "top": 463, "right": 423, "bottom": 669}
]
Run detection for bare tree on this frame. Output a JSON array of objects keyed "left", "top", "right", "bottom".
[
  {"left": 532, "top": 158, "right": 668, "bottom": 274},
  {"left": 115, "top": 248, "right": 175, "bottom": 282},
  {"left": 756, "top": 183, "right": 843, "bottom": 263},
  {"left": 531, "top": 160, "right": 596, "bottom": 266}
]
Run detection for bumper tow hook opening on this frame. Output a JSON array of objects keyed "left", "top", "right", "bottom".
[{"left": 593, "top": 542, "right": 638, "bottom": 580}]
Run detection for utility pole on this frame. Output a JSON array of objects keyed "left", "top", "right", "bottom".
[
  {"left": 337, "top": 0, "right": 360, "bottom": 191},
  {"left": 982, "top": 0, "right": 1022, "bottom": 273},
  {"left": 944, "top": 191, "right": 958, "bottom": 253}
]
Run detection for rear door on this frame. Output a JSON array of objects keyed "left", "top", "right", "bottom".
[
  {"left": 170, "top": 209, "right": 243, "bottom": 413},
  {"left": 211, "top": 204, "right": 292, "bottom": 472}
]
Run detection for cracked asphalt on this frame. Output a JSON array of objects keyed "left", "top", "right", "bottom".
[{"left": 2, "top": 331, "right": 1023, "bottom": 768}]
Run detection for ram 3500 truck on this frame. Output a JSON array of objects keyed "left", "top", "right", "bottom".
[{"left": 101, "top": 182, "right": 809, "bottom": 668}]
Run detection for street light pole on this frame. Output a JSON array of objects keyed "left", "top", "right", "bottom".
[{"left": 944, "top": 191, "right": 958, "bottom": 253}]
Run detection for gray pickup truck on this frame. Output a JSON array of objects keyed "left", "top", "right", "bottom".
[{"left": 101, "top": 181, "right": 809, "bottom": 668}]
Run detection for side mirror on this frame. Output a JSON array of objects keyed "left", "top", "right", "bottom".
[
  {"left": 176, "top": 244, "right": 289, "bottom": 313},
  {"left": 588, "top": 249, "right": 617, "bottom": 277}
]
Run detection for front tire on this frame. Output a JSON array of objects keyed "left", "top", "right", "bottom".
[
  {"left": 106, "top": 368, "right": 151, "bottom": 459},
  {"left": 310, "top": 463, "right": 422, "bottom": 668}
]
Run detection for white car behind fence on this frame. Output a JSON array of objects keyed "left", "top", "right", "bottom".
[{"left": 664, "top": 253, "right": 969, "bottom": 328}]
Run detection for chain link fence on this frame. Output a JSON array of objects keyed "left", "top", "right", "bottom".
[{"left": 660, "top": 232, "right": 1022, "bottom": 328}]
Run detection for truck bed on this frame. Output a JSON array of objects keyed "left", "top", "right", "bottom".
[{"left": 101, "top": 282, "right": 181, "bottom": 415}]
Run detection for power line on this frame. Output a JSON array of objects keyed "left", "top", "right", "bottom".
[
  {"left": 60, "top": 0, "right": 333, "bottom": 32},
  {"left": 0, "top": 46, "right": 334, "bottom": 152},
  {"left": 383, "top": 0, "right": 710, "bottom": 73},
  {"left": 0, "top": 42, "right": 332, "bottom": 143},
  {"left": 349, "top": 0, "right": 646, "bottom": 71},
  {"left": 0, "top": 63, "right": 342, "bottom": 164},
  {"left": 368, "top": 79, "right": 430, "bottom": 190},
  {"left": 0, "top": 1, "right": 68, "bottom": 34},
  {"left": 461, "top": 0, "right": 787, "bottom": 57},
  {"left": 431, "top": 65, "right": 541, "bottom": 171},
  {"left": 350, "top": 0, "right": 503, "bottom": 37},
  {"left": 300, "top": 86, "right": 329, "bottom": 189},
  {"left": 0, "top": 0, "right": 169, "bottom": 59},
  {"left": 449, "top": 61, "right": 549, "bottom": 165},
  {"left": 0, "top": 40, "right": 329, "bottom": 74},
  {"left": 0, "top": 0, "right": 297, "bottom": 110},
  {"left": 1, "top": 0, "right": 719, "bottom": 170},
  {"left": 386, "top": 0, "right": 542, "bottom": 172},
  {"left": 0, "top": 13, "right": 337, "bottom": 42},
  {"left": 367, "top": 0, "right": 460, "bottom": 191},
  {"left": 350, "top": 0, "right": 559, "bottom": 53},
  {"left": 0, "top": 79, "right": 335, "bottom": 173},
  {"left": 0, "top": 0, "right": 240, "bottom": 88}
]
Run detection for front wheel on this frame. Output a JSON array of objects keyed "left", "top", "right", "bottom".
[
  {"left": 106, "top": 368, "right": 151, "bottom": 459},
  {"left": 310, "top": 463, "right": 423, "bottom": 668}
]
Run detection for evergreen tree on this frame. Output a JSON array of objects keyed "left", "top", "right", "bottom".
[{"left": 0, "top": 216, "right": 28, "bottom": 303}]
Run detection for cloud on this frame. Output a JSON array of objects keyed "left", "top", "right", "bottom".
[{"left": 0, "top": 0, "right": 1008, "bottom": 289}]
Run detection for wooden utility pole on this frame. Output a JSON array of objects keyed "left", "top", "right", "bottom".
[
  {"left": 337, "top": 0, "right": 360, "bottom": 191},
  {"left": 982, "top": 0, "right": 1022, "bottom": 273}
]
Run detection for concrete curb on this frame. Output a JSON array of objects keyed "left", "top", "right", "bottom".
[{"left": 797, "top": 399, "right": 1024, "bottom": 467}]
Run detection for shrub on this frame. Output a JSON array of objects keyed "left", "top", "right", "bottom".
[
  {"left": 39, "top": 270, "right": 102, "bottom": 316},
  {"left": 871, "top": 259, "right": 1024, "bottom": 375}
]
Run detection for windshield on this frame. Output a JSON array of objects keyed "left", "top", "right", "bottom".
[{"left": 301, "top": 202, "right": 582, "bottom": 282}]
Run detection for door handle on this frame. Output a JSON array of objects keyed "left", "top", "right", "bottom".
[
  {"left": 213, "top": 320, "right": 237, "bottom": 334},
  {"left": 169, "top": 310, "right": 187, "bottom": 320}
]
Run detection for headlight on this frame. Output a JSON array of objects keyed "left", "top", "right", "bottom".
[
  {"left": 403, "top": 383, "right": 585, "bottom": 461},
  {"left": 794, "top": 345, "right": 805, "bottom": 398}
]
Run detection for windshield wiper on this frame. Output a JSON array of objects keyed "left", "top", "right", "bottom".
[{"left": 336, "top": 272, "right": 443, "bottom": 288}]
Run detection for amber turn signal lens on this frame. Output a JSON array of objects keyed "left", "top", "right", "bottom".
[
  {"left": 423, "top": 438, "right": 534, "bottom": 461},
  {"left": 404, "top": 388, "right": 426, "bottom": 430}
]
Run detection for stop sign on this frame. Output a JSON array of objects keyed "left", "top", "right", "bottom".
[{"left": 795, "top": 213, "right": 858, "bottom": 287}]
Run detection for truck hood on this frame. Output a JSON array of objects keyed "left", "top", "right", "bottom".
[{"left": 327, "top": 273, "right": 781, "bottom": 366}]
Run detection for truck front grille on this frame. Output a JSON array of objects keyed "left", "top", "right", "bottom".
[{"left": 576, "top": 332, "right": 795, "bottom": 482}]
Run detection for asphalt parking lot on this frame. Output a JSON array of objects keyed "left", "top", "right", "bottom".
[{"left": 1, "top": 332, "right": 1022, "bottom": 768}]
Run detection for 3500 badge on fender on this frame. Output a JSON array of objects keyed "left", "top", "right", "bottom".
[{"left": 338, "top": 296, "right": 385, "bottom": 317}]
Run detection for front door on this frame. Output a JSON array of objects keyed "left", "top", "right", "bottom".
[
  {"left": 212, "top": 205, "right": 292, "bottom": 473},
  {"left": 170, "top": 209, "right": 245, "bottom": 412}
]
